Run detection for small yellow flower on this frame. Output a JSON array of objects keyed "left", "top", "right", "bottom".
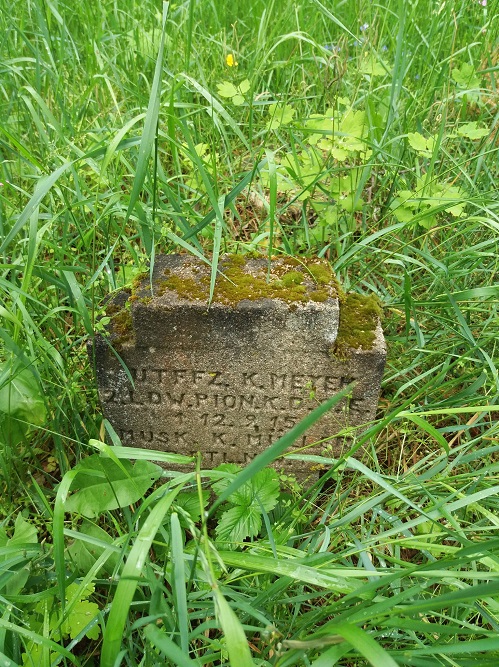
[{"left": 226, "top": 53, "right": 238, "bottom": 67}]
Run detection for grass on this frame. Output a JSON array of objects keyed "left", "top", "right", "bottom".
[{"left": 0, "top": 0, "right": 498, "bottom": 664}]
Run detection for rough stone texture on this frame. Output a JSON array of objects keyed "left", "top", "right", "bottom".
[{"left": 89, "top": 254, "right": 386, "bottom": 476}]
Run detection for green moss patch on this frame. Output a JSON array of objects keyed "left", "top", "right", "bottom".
[
  {"left": 334, "top": 293, "right": 382, "bottom": 357},
  {"left": 153, "top": 254, "right": 339, "bottom": 307},
  {"left": 106, "top": 303, "right": 134, "bottom": 347}
]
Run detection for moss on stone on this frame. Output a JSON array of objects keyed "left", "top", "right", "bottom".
[
  {"left": 131, "top": 271, "right": 148, "bottom": 291},
  {"left": 107, "top": 304, "right": 134, "bottom": 347},
  {"left": 104, "top": 255, "right": 383, "bottom": 355},
  {"left": 157, "top": 274, "right": 203, "bottom": 300},
  {"left": 308, "top": 263, "right": 332, "bottom": 285},
  {"left": 280, "top": 271, "right": 304, "bottom": 287},
  {"left": 333, "top": 293, "right": 382, "bottom": 358},
  {"left": 225, "top": 253, "right": 246, "bottom": 266},
  {"left": 152, "top": 254, "right": 339, "bottom": 307},
  {"left": 309, "top": 291, "right": 329, "bottom": 303}
]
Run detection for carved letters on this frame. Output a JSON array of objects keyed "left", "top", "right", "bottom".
[{"left": 100, "top": 366, "right": 362, "bottom": 461}]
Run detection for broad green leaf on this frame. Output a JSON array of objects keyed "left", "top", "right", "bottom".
[
  {"left": 452, "top": 62, "right": 481, "bottom": 89},
  {"left": 64, "top": 455, "right": 162, "bottom": 518},
  {"left": 340, "top": 109, "right": 367, "bottom": 139},
  {"left": 407, "top": 132, "right": 426, "bottom": 152},
  {"left": 9, "top": 514, "right": 38, "bottom": 546},
  {"left": 232, "top": 94, "right": 245, "bottom": 106},
  {"left": 306, "top": 113, "right": 334, "bottom": 146},
  {"left": 215, "top": 469, "right": 279, "bottom": 543},
  {"left": 433, "top": 184, "right": 466, "bottom": 216},
  {"left": 1, "top": 515, "right": 38, "bottom": 596},
  {"left": 65, "top": 581, "right": 95, "bottom": 602},
  {"left": 212, "top": 464, "right": 242, "bottom": 495},
  {"left": 337, "top": 193, "right": 364, "bottom": 213},
  {"left": 360, "top": 56, "right": 387, "bottom": 76},
  {"left": 216, "top": 504, "right": 263, "bottom": 543},
  {"left": 67, "top": 519, "right": 121, "bottom": 576},
  {"left": 194, "top": 142, "right": 209, "bottom": 157},
  {"left": 174, "top": 490, "right": 210, "bottom": 525},
  {"left": 394, "top": 189, "right": 414, "bottom": 205},
  {"left": 267, "top": 103, "right": 296, "bottom": 129},
  {"left": 0, "top": 362, "right": 46, "bottom": 425},
  {"left": 407, "top": 132, "right": 435, "bottom": 156},
  {"left": 391, "top": 203, "right": 417, "bottom": 223},
  {"left": 217, "top": 81, "right": 238, "bottom": 98},
  {"left": 43, "top": 583, "right": 101, "bottom": 642},
  {"left": 457, "top": 121, "right": 489, "bottom": 139},
  {"left": 415, "top": 212, "right": 437, "bottom": 229},
  {"left": 231, "top": 468, "right": 280, "bottom": 511},
  {"left": 61, "top": 599, "right": 100, "bottom": 640},
  {"left": 281, "top": 150, "right": 322, "bottom": 189},
  {"left": 22, "top": 644, "right": 59, "bottom": 667},
  {"left": 331, "top": 145, "right": 349, "bottom": 161},
  {"left": 238, "top": 79, "right": 250, "bottom": 94}
]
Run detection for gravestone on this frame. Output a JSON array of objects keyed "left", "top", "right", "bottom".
[{"left": 90, "top": 254, "right": 386, "bottom": 476}]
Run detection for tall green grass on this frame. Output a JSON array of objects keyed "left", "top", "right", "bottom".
[{"left": 0, "top": 0, "right": 498, "bottom": 663}]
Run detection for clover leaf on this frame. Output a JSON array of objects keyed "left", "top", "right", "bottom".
[{"left": 216, "top": 78, "right": 250, "bottom": 105}]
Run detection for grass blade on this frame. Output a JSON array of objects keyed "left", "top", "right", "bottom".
[
  {"left": 208, "top": 195, "right": 225, "bottom": 304},
  {"left": 324, "top": 623, "right": 398, "bottom": 667},
  {"left": 309, "top": 0, "right": 356, "bottom": 39},
  {"left": 217, "top": 552, "right": 362, "bottom": 594},
  {"left": 0, "top": 162, "right": 72, "bottom": 253},
  {"left": 124, "top": 2, "right": 168, "bottom": 234},
  {"left": 99, "top": 482, "right": 185, "bottom": 667},
  {"left": 213, "top": 588, "right": 255, "bottom": 667},
  {"left": 182, "top": 157, "right": 266, "bottom": 241},
  {"left": 144, "top": 624, "right": 200, "bottom": 666},
  {"left": 266, "top": 149, "right": 277, "bottom": 276},
  {"left": 171, "top": 512, "right": 189, "bottom": 653}
]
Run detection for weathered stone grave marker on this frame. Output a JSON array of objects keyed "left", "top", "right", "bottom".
[{"left": 90, "top": 254, "right": 386, "bottom": 476}]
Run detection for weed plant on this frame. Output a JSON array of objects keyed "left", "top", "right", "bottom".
[{"left": 0, "top": 0, "right": 498, "bottom": 664}]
